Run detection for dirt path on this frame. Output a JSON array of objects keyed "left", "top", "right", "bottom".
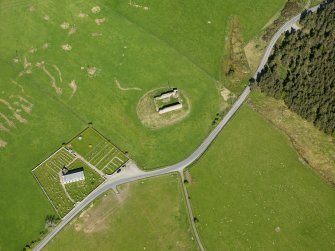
[
  {"left": 0, "top": 139, "right": 7, "bottom": 148},
  {"left": 0, "top": 123, "right": 9, "bottom": 132},
  {"left": 69, "top": 80, "right": 77, "bottom": 98},
  {"left": 0, "top": 112, "right": 15, "bottom": 128},
  {"left": 13, "top": 113, "right": 27, "bottom": 124},
  {"left": 41, "top": 65, "right": 62, "bottom": 95},
  {"left": 0, "top": 99, "right": 15, "bottom": 111},
  {"left": 11, "top": 80, "right": 24, "bottom": 93},
  {"left": 11, "top": 95, "right": 33, "bottom": 113},
  {"left": 52, "top": 65, "right": 63, "bottom": 83},
  {"left": 114, "top": 78, "right": 142, "bottom": 91},
  {"left": 58, "top": 172, "right": 75, "bottom": 203}
]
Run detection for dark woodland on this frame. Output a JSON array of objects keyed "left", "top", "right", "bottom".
[{"left": 256, "top": 0, "right": 335, "bottom": 135}]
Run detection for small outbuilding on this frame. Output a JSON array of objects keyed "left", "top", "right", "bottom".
[
  {"left": 61, "top": 167, "right": 85, "bottom": 184},
  {"left": 154, "top": 88, "right": 179, "bottom": 100},
  {"left": 158, "top": 103, "right": 183, "bottom": 114}
]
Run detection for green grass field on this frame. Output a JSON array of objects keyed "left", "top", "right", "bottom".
[
  {"left": 250, "top": 90, "right": 335, "bottom": 184},
  {"left": 0, "top": 0, "right": 287, "bottom": 249},
  {"left": 187, "top": 106, "right": 335, "bottom": 250},
  {"left": 45, "top": 174, "right": 198, "bottom": 251},
  {"left": 107, "top": 0, "right": 286, "bottom": 79}
]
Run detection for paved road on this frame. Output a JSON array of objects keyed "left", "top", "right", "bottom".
[
  {"left": 254, "top": 4, "right": 319, "bottom": 78},
  {"left": 34, "top": 5, "right": 320, "bottom": 251}
]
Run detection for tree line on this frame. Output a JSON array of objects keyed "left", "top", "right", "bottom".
[{"left": 256, "top": 0, "right": 335, "bottom": 135}]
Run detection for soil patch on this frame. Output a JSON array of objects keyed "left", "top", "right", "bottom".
[
  {"left": 11, "top": 95, "right": 33, "bottom": 114},
  {"left": 60, "top": 22, "right": 70, "bottom": 30},
  {"left": 29, "top": 47, "right": 37, "bottom": 54},
  {"left": 91, "top": 32, "right": 102, "bottom": 37},
  {"left": 220, "top": 87, "right": 233, "bottom": 101},
  {"left": 223, "top": 16, "right": 250, "bottom": 81},
  {"left": 128, "top": 1, "right": 150, "bottom": 10},
  {"left": 52, "top": 65, "right": 63, "bottom": 82},
  {"left": 0, "top": 112, "right": 15, "bottom": 128},
  {"left": 78, "top": 12, "right": 88, "bottom": 18},
  {"left": 244, "top": 38, "right": 267, "bottom": 73},
  {"left": 184, "top": 170, "right": 192, "bottom": 184},
  {"left": 0, "top": 99, "right": 14, "bottom": 111},
  {"left": 23, "top": 57, "right": 31, "bottom": 69},
  {"left": 95, "top": 18, "right": 105, "bottom": 25},
  {"left": 13, "top": 112, "right": 27, "bottom": 124},
  {"left": 10, "top": 80, "right": 24, "bottom": 93},
  {"left": 18, "top": 96, "right": 33, "bottom": 113},
  {"left": 0, "top": 139, "right": 7, "bottom": 148},
  {"left": 87, "top": 66, "right": 97, "bottom": 77},
  {"left": 91, "top": 6, "right": 101, "bottom": 14},
  {"left": 69, "top": 80, "right": 78, "bottom": 98},
  {"left": 0, "top": 123, "right": 9, "bottom": 132},
  {"left": 35, "top": 61, "right": 45, "bottom": 68},
  {"left": 42, "top": 43, "right": 49, "bottom": 49},
  {"left": 137, "top": 87, "right": 191, "bottom": 129},
  {"left": 39, "top": 64, "right": 62, "bottom": 95},
  {"left": 19, "top": 104, "right": 32, "bottom": 114},
  {"left": 68, "top": 26, "right": 76, "bottom": 35},
  {"left": 62, "top": 44, "right": 72, "bottom": 51}
]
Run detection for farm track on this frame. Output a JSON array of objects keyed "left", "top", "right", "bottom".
[{"left": 33, "top": 4, "right": 321, "bottom": 251}]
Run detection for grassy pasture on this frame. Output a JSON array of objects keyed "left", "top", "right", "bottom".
[
  {"left": 0, "top": 76, "right": 83, "bottom": 250},
  {"left": 45, "top": 174, "right": 198, "bottom": 251},
  {"left": 250, "top": 91, "right": 335, "bottom": 184},
  {"left": 0, "top": 0, "right": 287, "bottom": 249},
  {"left": 106, "top": 0, "right": 287, "bottom": 78},
  {"left": 0, "top": 0, "right": 222, "bottom": 170},
  {"left": 187, "top": 106, "right": 335, "bottom": 250}
]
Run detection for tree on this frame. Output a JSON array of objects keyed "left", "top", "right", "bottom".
[{"left": 257, "top": 1, "right": 335, "bottom": 135}]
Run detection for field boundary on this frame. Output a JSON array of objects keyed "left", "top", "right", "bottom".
[
  {"left": 101, "top": 3, "right": 220, "bottom": 83},
  {"left": 179, "top": 172, "right": 205, "bottom": 251}
]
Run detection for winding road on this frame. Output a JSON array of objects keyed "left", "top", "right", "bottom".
[{"left": 34, "top": 5, "right": 320, "bottom": 251}]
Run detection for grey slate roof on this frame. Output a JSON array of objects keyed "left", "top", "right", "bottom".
[{"left": 62, "top": 167, "right": 85, "bottom": 184}]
